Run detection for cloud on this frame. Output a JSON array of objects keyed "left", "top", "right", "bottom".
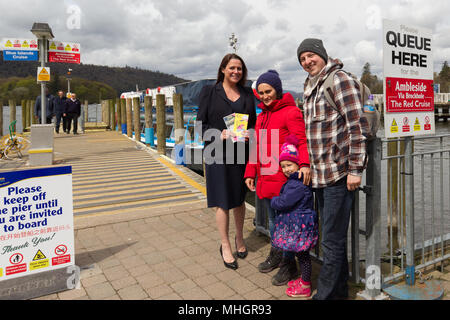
[{"left": 0, "top": 0, "right": 449, "bottom": 91}]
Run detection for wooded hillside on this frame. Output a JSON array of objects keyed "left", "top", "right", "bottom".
[{"left": 0, "top": 52, "right": 187, "bottom": 102}]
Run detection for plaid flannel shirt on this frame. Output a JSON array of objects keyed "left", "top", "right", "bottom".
[{"left": 303, "top": 59, "right": 367, "bottom": 188}]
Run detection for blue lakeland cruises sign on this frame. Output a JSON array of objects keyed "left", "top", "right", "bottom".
[{"left": 2, "top": 50, "right": 38, "bottom": 61}]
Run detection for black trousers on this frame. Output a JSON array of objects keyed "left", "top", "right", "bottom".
[
  {"left": 55, "top": 112, "right": 66, "bottom": 132},
  {"left": 66, "top": 113, "right": 79, "bottom": 134}
]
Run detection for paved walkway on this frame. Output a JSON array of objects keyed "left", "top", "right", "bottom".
[{"left": 3, "top": 130, "right": 448, "bottom": 300}]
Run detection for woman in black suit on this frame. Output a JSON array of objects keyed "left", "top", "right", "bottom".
[{"left": 197, "top": 53, "right": 256, "bottom": 269}]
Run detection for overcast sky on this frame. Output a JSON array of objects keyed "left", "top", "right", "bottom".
[{"left": 1, "top": 0, "right": 449, "bottom": 91}]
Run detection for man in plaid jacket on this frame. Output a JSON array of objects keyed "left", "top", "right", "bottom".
[{"left": 297, "top": 38, "right": 368, "bottom": 300}]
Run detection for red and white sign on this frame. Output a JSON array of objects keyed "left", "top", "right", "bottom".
[
  {"left": 52, "top": 255, "right": 71, "bottom": 266},
  {"left": 383, "top": 19, "right": 434, "bottom": 138},
  {"left": 9, "top": 253, "right": 23, "bottom": 265},
  {"left": 424, "top": 116, "right": 432, "bottom": 131},
  {"left": 6, "top": 264, "right": 27, "bottom": 276},
  {"left": 55, "top": 244, "right": 68, "bottom": 256},
  {"left": 385, "top": 77, "right": 434, "bottom": 113},
  {"left": 48, "top": 41, "right": 81, "bottom": 64}
]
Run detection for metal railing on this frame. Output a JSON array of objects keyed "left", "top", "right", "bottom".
[
  {"left": 254, "top": 134, "right": 450, "bottom": 299},
  {"left": 381, "top": 134, "right": 450, "bottom": 286}
]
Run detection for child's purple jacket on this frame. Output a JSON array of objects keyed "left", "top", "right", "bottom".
[{"left": 270, "top": 172, "right": 319, "bottom": 252}]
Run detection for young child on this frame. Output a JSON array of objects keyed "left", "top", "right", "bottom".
[{"left": 270, "top": 135, "right": 319, "bottom": 298}]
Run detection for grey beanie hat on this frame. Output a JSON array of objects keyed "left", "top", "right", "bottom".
[{"left": 297, "top": 38, "right": 328, "bottom": 64}]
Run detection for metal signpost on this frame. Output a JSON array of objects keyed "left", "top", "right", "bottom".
[{"left": 382, "top": 19, "right": 443, "bottom": 300}]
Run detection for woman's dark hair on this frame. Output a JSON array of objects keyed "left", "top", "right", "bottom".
[{"left": 216, "top": 53, "right": 248, "bottom": 87}]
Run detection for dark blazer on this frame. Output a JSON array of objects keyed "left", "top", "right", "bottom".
[
  {"left": 196, "top": 82, "right": 257, "bottom": 163},
  {"left": 196, "top": 82, "right": 257, "bottom": 138},
  {"left": 53, "top": 96, "right": 67, "bottom": 114},
  {"left": 64, "top": 99, "right": 81, "bottom": 116}
]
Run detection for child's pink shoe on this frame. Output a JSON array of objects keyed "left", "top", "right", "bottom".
[
  {"left": 287, "top": 277, "right": 311, "bottom": 288},
  {"left": 286, "top": 283, "right": 311, "bottom": 299}
]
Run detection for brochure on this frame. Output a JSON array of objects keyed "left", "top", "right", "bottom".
[{"left": 223, "top": 113, "right": 249, "bottom": 142}]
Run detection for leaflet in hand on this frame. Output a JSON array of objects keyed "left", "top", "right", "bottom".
[{"left": 223, "top": 113, "right": 249, "bottom": 142}]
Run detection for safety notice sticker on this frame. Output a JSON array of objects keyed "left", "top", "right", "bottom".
[
  {"left": 390, "top": 119, "right": 399, "bottom": 133},
  {"left": 29, "top": 249, "right": 49, "bottom": 271}
]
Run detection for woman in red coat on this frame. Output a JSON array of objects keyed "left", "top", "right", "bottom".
[{"left": 244, "top": 70, "right": 310, "bottom": 286}]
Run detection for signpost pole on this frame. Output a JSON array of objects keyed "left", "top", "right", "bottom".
[
  {"left": 404, "top": 136, "right": 415, "bottom": 286},
  {"left": 40, "top": 37, "right": 46, "bottom": 124}
]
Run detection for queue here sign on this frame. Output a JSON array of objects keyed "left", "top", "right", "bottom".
[{"left": 383, "top": 19, "right": 435, "bottom": 138}]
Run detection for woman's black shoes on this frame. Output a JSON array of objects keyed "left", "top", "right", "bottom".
[
  {"left": 220, "top": 245, "right": 238, "bottom": 270},
  {"left": 235, "top": 237, "right": 248, "bottom": 259}
]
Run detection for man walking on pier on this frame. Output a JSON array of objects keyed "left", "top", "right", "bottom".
[
  {"left": 297, "top": 38, "right": 368, "bottom": 300},
  {"left": 64, "top": 93, "right": 81, "bottom": 135},
  {"left": 53, "top": 90, "right": 67, "bottom": 133},
  {"left": 34, "top": 88, "right": 55, "bottom": 124}
]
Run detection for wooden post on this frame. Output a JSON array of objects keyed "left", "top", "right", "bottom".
[
  {"left": 111, "top": 99, "right": 116, "bottom": 130},
  {"left": 173, "top": 93, "right": 184, "bottom": 144},
  {"left": 21, "top": 100, "right": 26, "bottom": 133},
  {"left": 9, "top": 99, "right": 16, "bottom": 126},
  {"left": 120, "top": 98, "right": 126, "bottom": 134},
  {"left": 133, "top": 97, "right": 141, "bottom": 142},
  {"left": 144, "top": 96, "right": 152, "bottom": 145},
  {"left": 156, "top": 94, "right": 166, "bottom": 154},
  {"left": 103, "top": 100, "right": 109, "bottom": 127},
  {"left": 0, "top": 100, "right": 3, "bottom": 136},
  {"left": 31, "top": 99, "right": 37, "bottom": 125},
  {"left": 84, "top": 100, "right": 88, "bottom": 123},
  {"left": 26, "top": 100, "right": 31, "bottom": 130},
  {"left": 101, "top": 100, "right": 105, "bottom": 124},
  {"left": 116, "top": 100, "right": 121, "bottom": 131},
  {"left": 126, "top": 98, "right": 133, "bottom": 137}
]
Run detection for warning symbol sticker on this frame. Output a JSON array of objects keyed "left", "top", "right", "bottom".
[
  {"left": 9, "top": 253, "right": 23, "bottom": 265},
  {"left": 0, "top": 268, "right": 3, "bottom": 277},
  {"left": 402, "top": 117, "right": 410, "bottom": 133},
  {"left": 33, "top": 249, "right": 46, "bottom": 261},
  {"left": 55, "top": 244, "right": 67, "bottom": 256},
  {"left": 390, "top": 119, "right": 398, "bottom": 133},
  {"left": 30, "top": 249, "right": 49, "bottom": 270},
  {"left": 65, "top": 44, "right": 71, "bottom": 51},
  {"left": 414, "top": 118, "right": 421, "bottom": 131},
  {"left": 5, "top": 40, "right": 12, "bottom": 47},
  {"left": 425, "top": 116, "right": 432, "bottom": 131},
  {"left": 37, "top": 67, "right": 50, "bottom": 82}
]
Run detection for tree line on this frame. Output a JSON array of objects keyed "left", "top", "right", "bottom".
[{"left": 0, "top": 53, "right": 187, "bottom": 103}]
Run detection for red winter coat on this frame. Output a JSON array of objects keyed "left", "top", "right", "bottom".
[{"left": 244, "top": 92, "right": 310, "bottom": 199}]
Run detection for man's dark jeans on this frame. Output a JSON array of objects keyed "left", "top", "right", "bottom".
[
  {"left": 314, "top": 176, "right": 354, "bottom": 300},
  {"left": 55, "top": 112, "right": 66, "bottom": 133}
]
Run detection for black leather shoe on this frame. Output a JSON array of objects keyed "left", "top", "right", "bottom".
[
  {"left": 235, "top": 237, "right": 248, "bottom": 259},
  {"left": 220, "top": 245, "right": 238, "bottom": 270}
]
